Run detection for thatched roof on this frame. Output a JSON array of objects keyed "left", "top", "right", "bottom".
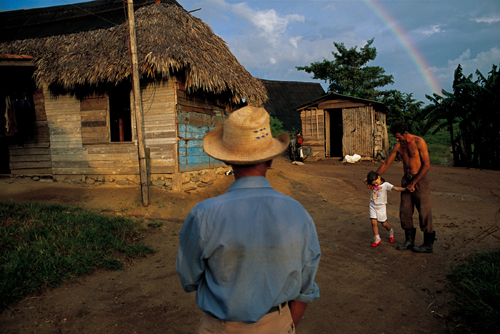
[
  {"left": 295, "top": 91, "right": 389, "bottom": 113},
  {"left": 0, "top": 0, "right": 178, "bottom": 42},
  {"left": 260, "top": 79, "right": 325, "bottom": 132},
  {"left": 0, "top": 1, "right": 267, "bottom": 104}
]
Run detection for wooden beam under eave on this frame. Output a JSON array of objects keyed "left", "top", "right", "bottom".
[
  {"left": 0, "top": 60, "right": 35, "bottom": 67},
  {"left": 318, "top": 101, "right": 367, "bottom": 109}
]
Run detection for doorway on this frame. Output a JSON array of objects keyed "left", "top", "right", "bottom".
[
  {"left": 328, "top": 109, "right": 343, "bottom": 157},
  {"left": 108, "top": 83, "right": 132, "bottom": 142}
]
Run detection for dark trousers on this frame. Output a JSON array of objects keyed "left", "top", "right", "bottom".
[{"left": 400, "top": 175, "right": 433, "bottom": 233}]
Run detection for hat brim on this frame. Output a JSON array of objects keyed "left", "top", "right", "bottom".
[{"left": 203, "top": 125, "right": 290, "bottom": 165}]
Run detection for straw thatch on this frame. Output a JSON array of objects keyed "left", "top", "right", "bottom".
[{"left": 0, "top": 2, "right": 267, "bottom": 104}]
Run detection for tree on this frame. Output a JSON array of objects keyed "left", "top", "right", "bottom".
[
  {"left": 296, "top": 38, "right": 394, "bottom": 100},
  {"left": 381, "top": 90, "right": 425, "bottom": 135},
  {"left": 423, "top": 64, "right": 500, "bottom": 169}
]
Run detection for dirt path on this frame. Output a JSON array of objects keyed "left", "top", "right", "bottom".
[{"left": 1, "top": 156, "right": 499, "bottom": 334}]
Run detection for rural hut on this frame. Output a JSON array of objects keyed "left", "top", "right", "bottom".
[
  {"left": 295, "top": 92, "right": 390, "bottom": 160},
  {"left": 258, "top": 79, "right": 325, "bottom": 132},
  {"left": 0, "top": 0, "right": 267, "bottom": 189}
]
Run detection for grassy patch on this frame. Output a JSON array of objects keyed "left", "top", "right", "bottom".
[
  {"left": 0, "top": 201, "right": 154, "bottom": 311},
  {"left": 423, "top": 127, "right": 453, "bottom": 165},
  {"left": 447, "top": 249, "right": 500, "bottom": 334}
]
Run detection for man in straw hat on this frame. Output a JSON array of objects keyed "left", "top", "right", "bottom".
[{"left": 176, "top": 106, "right": 321, "bottom": 333}]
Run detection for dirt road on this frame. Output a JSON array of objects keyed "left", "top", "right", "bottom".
[{"left": 1, "top": 156, "right": 499, "bottom": 333}]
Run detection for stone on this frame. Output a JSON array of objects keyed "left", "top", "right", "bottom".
[
  {"left": 199, "top": 172, "right": 214, "bottom": 183},
  {"left": 152, "top": 180, "right": 165, "bottom": 186},
  {"left": 183, "top": 186, "right": 197, "bottom": 193},
  {"left": 182, "top": 173, "right": 192, "bottom": 184}
]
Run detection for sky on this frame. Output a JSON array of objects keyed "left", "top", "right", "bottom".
[{"left": 1, "top": 0, "right": 499, "bottom": 104}]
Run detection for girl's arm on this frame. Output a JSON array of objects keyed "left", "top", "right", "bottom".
[{"left": 392, "top": 186, "right": 406, "bottom": 192}]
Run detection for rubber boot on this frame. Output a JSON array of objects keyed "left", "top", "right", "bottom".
[
  {"left": 396, "top": 228, "right": 416, "bottom": 250},
  {"left": 412, "top": 231, "right": 436, "bottom": 253}
]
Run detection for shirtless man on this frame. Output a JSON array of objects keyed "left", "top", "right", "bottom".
[{"left": 375, "top": 122, "right": 436, "bottom": 253}]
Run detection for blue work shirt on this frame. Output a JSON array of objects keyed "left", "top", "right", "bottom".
[{"left": 176, "top": 176, "right": 321, "bottom": 323}]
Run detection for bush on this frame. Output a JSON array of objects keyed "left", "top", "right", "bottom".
[{"left": 270, "top": 116, "right": 287, "bottom": 137}]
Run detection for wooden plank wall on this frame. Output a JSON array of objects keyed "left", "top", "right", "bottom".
[
  {"left": 142, "top": 80, "right": 176, "bottom": 174},
  {"left": 48, "top": 80, "right": 177, "bottom": 176},
  {"left": 9, "top": 78, "right": 228, "bottom": 177},
  {"left": 176, "top": 82, "right": 227, "bottom": 172},
  {"left": 80, "top": 94, "right": 108, "bottom": 144},
  {"left": 9, "top": 87, "right": 52, "bottom": 175},
  {"left": 45, "top": 87, "right": 139, "bottom": 176},
  {"left": 342, "top": 106, "right": 374, "bottom": 157},
  {"left": 177, "top": 110, "right": 225, "bottom": 172},
  {"left": 300, "top": 109, "right": 325, "bottom": 157},
  {"left": 377, "top": 112, "right": 389, "bottom": 156},
  {"left": 45, "top": 87, "right": 85, "bottom": 175}
]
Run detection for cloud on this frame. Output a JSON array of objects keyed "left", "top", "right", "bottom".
[
  {"left": 434, "top": 48, "right": 500, "bottom": 83},
  {"left": 415, "top": 24, "right": 444, "bottom": 36},
  {"left": 472, "top": 14, "right": 500, "bottom": 24},
  {"left": 230, "top": 2, "right": 304, "bottom": 45},
  {"left": 289, "top": 36, "right": 302, "bottom": 48}
]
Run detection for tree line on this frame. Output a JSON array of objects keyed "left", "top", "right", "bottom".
[{"left": 297, "top": 39, "right": 500, "bottom": 170}]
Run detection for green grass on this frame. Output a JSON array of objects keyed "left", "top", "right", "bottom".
[
  {"left": 0, "top": 201, "right": 154, "bottom": 311},
  {"left": 423, "top": 126, "right": 454, "bottom": 165},
  {"left": 447, "top": 249, "right": 500, "bottom": 334}
]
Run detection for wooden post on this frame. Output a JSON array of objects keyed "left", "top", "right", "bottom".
[{"left": 127, "top": 0, "right": 149, "bottom": 206}]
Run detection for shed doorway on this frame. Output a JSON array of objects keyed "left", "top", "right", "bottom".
[{"left": 327, "top": 109, "right": 343, "bottom": 157}]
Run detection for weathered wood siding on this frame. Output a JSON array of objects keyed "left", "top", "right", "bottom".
[
  {"left": 342, "top": 106, "right": 374, "bottom": 157},
  {"left": 8, "top": 77, "right": 231, "bottom": 177},
  {"left": 374, "top": 112, "right": 389, "bottom": 157},
  {"left": 80, "top": 94, "right": 109, "bottom": 144},
  {"left": 47, "top": 80, "right": 178, "bottom": 176},
  {"left": 177, "top": 110, "right": 225, "bottom": 172},
  {"left": 8, "top": 87, "right": 52, "bottom": 175},
  {"left": 300, "top": 109, "right": 325, "bottom": 157},
  {"left": 176, "top": 82, "right": 226, "bottom": 171},
  {"left": 142, "top": 80, "right": 176, "bottom": 174}
]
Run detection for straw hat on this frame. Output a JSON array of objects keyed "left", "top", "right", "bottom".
[{"left": 203, "top": 106, "right": 290, "bottom": 165}]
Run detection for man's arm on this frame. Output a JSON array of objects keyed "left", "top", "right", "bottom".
[
  {"left": 407, "top": 138, "right": 431, "bottom": 192},
  {"left": 175, "top": 209, "right": 205, "bottom": 292},
  {"left": 376, "top": 143, "right": 400, "bottom": 175},
  {"left": 289, "top": 300, "right": 307, "bottom": 327},
  {"left": 292, "top": 213, "right": 321, "bottom": 326}
]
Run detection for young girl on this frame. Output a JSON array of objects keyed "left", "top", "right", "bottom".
[{"left": 366, "top": 171, "right": 406, "bottom": 247}]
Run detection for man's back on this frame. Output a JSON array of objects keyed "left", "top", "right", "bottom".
[{"left": 176, "top": 176, "right": 321, "bottom": 323}]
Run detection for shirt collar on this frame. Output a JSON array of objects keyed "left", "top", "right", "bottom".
[{"left": 227, "top": 176, "right": 273, "bottom": 192}]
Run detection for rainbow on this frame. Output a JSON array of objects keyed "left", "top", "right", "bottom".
[{"left": 362, "top": 0, "right": 441, "bottom": 96}]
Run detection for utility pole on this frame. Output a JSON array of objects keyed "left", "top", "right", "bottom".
[{"left": 127, "top": 0, "right": 149, "bottom": 206}]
